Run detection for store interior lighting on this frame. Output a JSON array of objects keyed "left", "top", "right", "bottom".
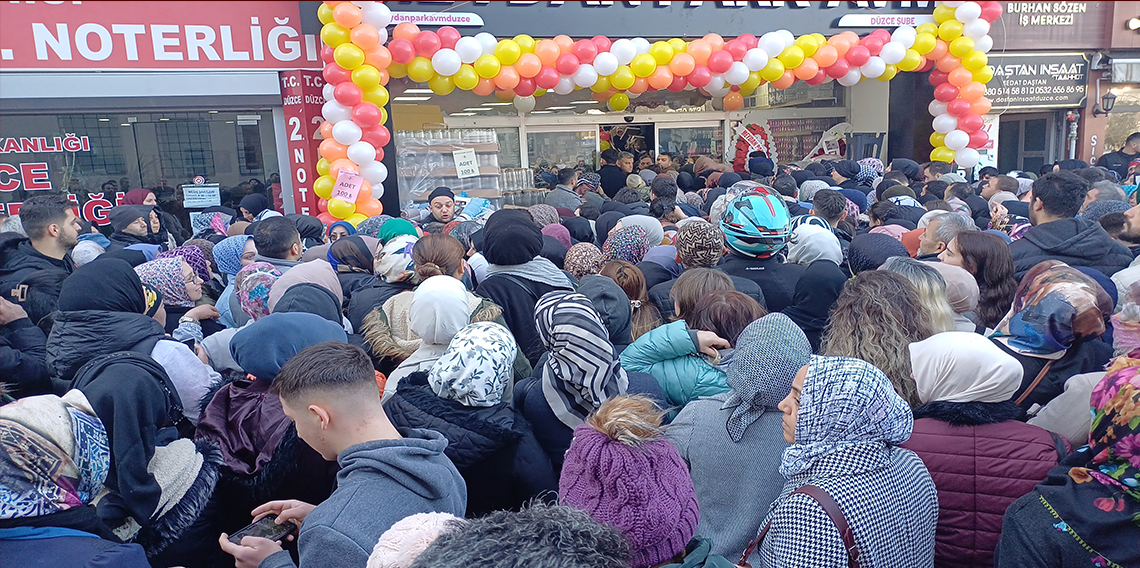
[
  {"left": 481, "top": 102, "right": 513, "bottom": 106},
  {"left": 207, "top": 110, "right": 218, "bottom": 114},
  {"left": 570, "top": 100, "right": 599, "bottom": 105},
  {"left": 393, "top": 96, "right": 431, "bottom": 101},
  {"left": 404, "top": 88, "right": 434, "bottom": 94},
  {"left": 449, "top": 112, "right": 476, "bottom": 116},
  {"left": 462, "top": 107, "right": 492, "bottom": 111},
  {"left": 98, "top": 118, "right": 109, "bottom": 121}
]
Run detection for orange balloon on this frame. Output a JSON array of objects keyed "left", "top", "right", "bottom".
[
  {"left": 687, "top": 39, "right": 712, "bottom": 65},
  {"left": 329, "top": 158, "right": 357, "bottom": 179},
  {"left": 971, "top": 96, "right": 992, "bottom": 115},
  {"left": 723, "top": 92, "right": 743, "bottom": 111},
  {"left": 319, "top": 139, "right": 348, "bottom": 161},
  {"left": 669, "top": 52, "right": 696, "bottom": 76},
  {"left": 357, "top": 198, "right": 383, "bottom": 217},
  {"left": 793, "top": 58, "right": 819, "bottom": 80},
  {"left": 350, "top": 24, "right": 380, "bottom": 50},
  {"left": 494, "top": 66, "right": 521, "bottom": 90},
  {"left": 516, "top": 53, "right": 542, "bottom": 77},
  {"left": 827, "top": 35, "right": 851, "bottom": 57},
  {"left": 703, "top": 33, "right": 725, "bottom": 51},
  {"left": 472, "top": 77, "right": 495, "bottom": 96},
  {"left": 393, "top": 23, "right": 420, "bottom": 42},
  {"left": 354, "top": 181, "right": 374, "bottom": 204},
  {"left": 773, "top": 70, "right": 796, "bottom": 89},
  {"left": 813, "top": 45, "right": 838, "bottom": 67},
  {"left": 319, "top": 121, "right": 333, "bottom": 140},
  {"left": 948, "top": 66, "right": 973, "bottom": 87},
  {"left": 960, "top": 81, "right": 986, "bottom": 102},
  {"left": 553, "top": 35, "right": 574, "bottom": 54},
  {"left": 628, "top": 76, "right": 649, "bottom": 94},
  {"left": 378, "top": 69, "right": 389, "bottom": 86},
  {"left": 364, "top": 45, "right": 391, "bottom": 69},
  {"left": 928, "top": 39, "right": 948, "bottom": 61},
  {"left": 648, "top": 66, "right": 673, "bottom": 90},
  {"left": 592, "top": 90, "right": 610, "bottom": 102},
  {"left": 840, "top": 31, "right": 860, "bottom": 44},
  {"left": 936, "top": 54, "right": 961, "bottom": 73},
  {"left": 535, "top": 39, "right": 560, "bottom": 66},
  {"left": 332, "top": 2, "right": 362, "bottom": 28}
]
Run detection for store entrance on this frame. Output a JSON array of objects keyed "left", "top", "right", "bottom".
[{"left": 600, "top": 123, "right": 656, "bottom": 168}]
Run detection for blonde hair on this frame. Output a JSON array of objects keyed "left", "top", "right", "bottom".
[
  {"left": 881, "top": 257, "right": 957, "bottom": 333},
  {"left": 586, "top": 395, "right": 666, "bottom": 447}
]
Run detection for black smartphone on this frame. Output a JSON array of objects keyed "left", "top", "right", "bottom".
[
  {"left": 228, "top": 514, "right": 297, "bottom": 545},
  {"left": 182, "top": 338, "right": 196, "bottom": 351}
]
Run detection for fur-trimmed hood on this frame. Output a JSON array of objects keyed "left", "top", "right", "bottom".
[
  {"left": 911, "top": 400, "right": 1026, "bottom": 426},
  {"left": 362, "top": 292, "right": 502, "bottom": 362}
]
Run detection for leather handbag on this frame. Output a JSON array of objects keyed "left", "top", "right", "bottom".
[{"left": 737, "top": 484, "right": 860, "bottom": 568}]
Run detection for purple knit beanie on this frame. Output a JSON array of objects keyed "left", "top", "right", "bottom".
[{"left": 559, "top": 423, "right": 699, "bottom": 568}]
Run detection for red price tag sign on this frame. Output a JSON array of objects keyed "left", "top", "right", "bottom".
[{"left": 331, "top": 169, "right": 364, "bottom": 203}]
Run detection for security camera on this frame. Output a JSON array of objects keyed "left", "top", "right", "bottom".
[{"left": 624, "top": 115, "right": 635, "bottom": 123}]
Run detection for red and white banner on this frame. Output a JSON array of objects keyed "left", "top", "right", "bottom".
[
  {"left": 280, "top": 70, "right": 325, "bottom": 216},
  {"left": 0, "top": 1, "right": 321, "bottom": 71}
]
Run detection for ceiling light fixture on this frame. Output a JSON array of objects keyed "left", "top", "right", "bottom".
[
  {"left": 393, "top": 96, "right": 432, "bottom": 101},
  {"left": 570, "top": 100, "right": 599, "bottom": 105},
  {"left": 450, "top": 112, "right": 477, "bottom": 116},
  {"left": 404, "top": 88, "right": 434, "bottom": 94},
  {"left": 463, "top": 107, "right": 492, "bottom": 111},
  {"left": 481, "top": 102, "right": 513, "bottom": 106}
]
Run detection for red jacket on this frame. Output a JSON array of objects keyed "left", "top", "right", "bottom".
[{"left": 900, "top": 401, "right": 1065, "bottom": 568}]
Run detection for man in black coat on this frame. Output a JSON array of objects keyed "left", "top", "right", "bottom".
[
  {"left": 0, "top": 194, "right": 79, "bottom": 306},
  {"left": 104, "top": 205, "right": 151, "bottom": 252},
  {"left": 1010, "top": 172, "right": 1133, "bottom": 281},
  {"left": 1098, "top": 131, "right": 1140, "bottom": 182},
  {"left": 597, "top": 148, "right": 626, "bottom": 198}
]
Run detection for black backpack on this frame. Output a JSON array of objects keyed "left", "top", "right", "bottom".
[{"left": 67, "top": 336, "right": 189, "bottom": 434}]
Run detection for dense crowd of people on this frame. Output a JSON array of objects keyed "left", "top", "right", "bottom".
[{"left": 1, "top": 141, "right": 1139, "bottom": 568}]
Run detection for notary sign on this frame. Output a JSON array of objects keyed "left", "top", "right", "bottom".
[
  {"left": 986, "top": 52, "right": 1088, "bottom": 110},
  {"left": 453, "top": 148, "right": 479, "bottom": 180},
  {"left": 182, "top": 184, "right": 221, "bottom": 208}
]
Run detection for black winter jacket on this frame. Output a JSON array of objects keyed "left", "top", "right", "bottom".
[
  {"left": 346, "top": 279, "right": 415, "bottom": 332},
  {"left": 0, "top": 317, "right": 50, "bottom": 398},
  {"left": 1009, "top": 217, "right": 1133, "bottom": 281},
  {"left": 105, "top": 231, "right": 152, "bottom": 253},
  {"left": 476, "top": 273, "right": 574, "bottom": 365},
  {"left": 46, "top": 309, "right": 166, "bottom": 388},
  {"left": 0, "top": 238, "right": 73, "bottom": 300},
  {"left": 716, "top": 253, "right": 803, "bottom": 312}
]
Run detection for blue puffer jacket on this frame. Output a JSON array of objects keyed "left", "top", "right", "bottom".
[{"left": 619, "top": 320, "right": 729, "bottom": 407}]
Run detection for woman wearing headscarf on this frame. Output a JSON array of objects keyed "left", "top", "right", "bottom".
[
  {"left": 355, "top": 215, "right": 392, "bottom": 239},
  {"left": 157, "top": 244, "right": 211, "bottom": 284},
  {"left": 989, "top": 260, "right": 1115, "bottom": 410},
  {"left": 563, "top": 242, "right": 605, "bottom": 280},
  {"left": 514, "top": 291, "right": 630, "bottom": 469},
  {"left": 328, "top": 235, "right": 376, "bottom": 309},
  {"left": 346, "top": 234, "right": 419, "bottom": 333},
  {"left": 783, "top": 259, "right": 848, "bottom": 353},
  {"left": 602, "top": 225, "right": 652, "bottom": 265},
  {"left": 212, "top": 235, "right": 256, "bottom": 329},
  {"left": 122, "top": 189, "right": 185, "bottom": 248},
  {"left": 287, "top": 214, "right": 326, "bottom": 249},
  {"left": 326, "top": 220, "right": 356, "bottom": 243},
  {"left": 927, "top": 261, "right": 982, "bottom": 333},
  {"left": 560, "top": 216, "right": 594, "bottom": 246},
  {"left": 198, "top": 262, "right": 281, "bottom": 374},
  {"left": 238, "top": 193, "right": 280, "bottom": 222},
  {"left": 135, "top": 256, "right": 225, "bottom": 338},
  {"left": 385, "top": 322, "right": 557, "bottom": 517},
  {"left": 786, "top": 224, "right": 843, "bottom": 267},
  {"left": 996, "top": 361, "right": 1140, "bottom": 568},
  {"left": 667, "top": 314, "right": 813, "bottom": 558},
  {"left": 593, "top": 211, "right": 625, "bottom": 247},
  {"left": 899, "top": 332, "right": 1064, "bottom": 568},
  {"left": 528, "top": 204, "right": 561, "bottom": 228},
  {"left": 376, "top": 218, "right": 419, "bottom": 244},
  {"left": 743, "top": 356, "right": 938, "bottom": 567}
]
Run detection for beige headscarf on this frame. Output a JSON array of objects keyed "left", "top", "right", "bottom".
[
  {"left": 267, "top": 259, "right": 343, "bottom": 312},
  {"left": 908, "top": 331, "right": 1023, "bottom": 404}
]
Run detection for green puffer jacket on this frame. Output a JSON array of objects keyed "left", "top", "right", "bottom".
[{"left": 619, "top": 320, "right": 729, "bottom": 407}]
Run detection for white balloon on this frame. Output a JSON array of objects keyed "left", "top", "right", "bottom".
[
  {"left": 974, "top": 35, "right": 993, "bottom": 54},
  {"left": 431, "top": 48, "right": 462, "bottom": 77},
  {"left": 475, "top": 33, "right": 498, "bottom": 55},
  {"left": 572, "top": 63, "right": 598, "bottom": 88},
  {"left": 332, "top": 120, "right": 363, "bottom": 145},
  {"left": 611, "top": 39, "right": 636, "bottom": 65},
  {"left": 776, "top": 29, "right": 795, "bottom": 47},
  {"left": 631, "top": 37, "right": 651, "bottom": 55},
  {"left": 360, "top": 160, "right": 388, "bottom": 186},
  {"left": 759, "top": 32, "right": 785, "bottom": 58},
  {"left": 944, "top": 129, "right": 970, "bottom": 151},
  {"left": 553, "top": 76, "right": 575, "bottom": 95},
  {"left": 360, "top": 3, "right": 391, "bottom": 29},
  {"left": 860, "top": 56, "right": 886, "bottom": 79},
  {"left": 454, "top": 37, "right": 482, "bottom": 64},
  {"left": 593, "top": 52, "right": 619, "bottom": 76},
  {"left": 955, "top": 2, "right": 982, "bottom": 23},
  {"left": 932, "top": 113, "right": 959, "bottom": 134},
  {"left": 724, "top": 61, "right": 750, "bottom": 85},
  {"left": 928, "top": 100, "right": 948, "bottom": 116},
  {"left": 322, "top": 100, "right": 352, "bottom": 124},
  {"left": 879, "top": 42, "right": 906, "bottom": 65},
  {"left": 346, "top": 140, "right": 377, "bottom": 164},
  {"left": 707, "top": 74, "right": 727, "bottom": 95},
  {"left": 742, "top": 48, "right": 769, "bottom": 72},
  {"left": 376, "top": 26, "right": 388, "bottom": 45},
  {"left": 515, "top": 95, "right": 535, "bottom": 112},
  {"left": 322, "top": 83, "right": 336, "bottom": 104},
  {"left": 891, "top": 26, "right": 916, "bottom": 48},
  {"left": 964, "top": 19, "right": 990, "bottom": 40},
  {"left": 955, "top": 148, "right": 981, "bottom": 168},
  {"left": 838, "top": 69, "right": 862, "bottom": 87}
]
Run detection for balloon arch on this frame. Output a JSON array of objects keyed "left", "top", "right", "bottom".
[{"left": 310, "top": 0, "right": 1003, "bottom": 227}]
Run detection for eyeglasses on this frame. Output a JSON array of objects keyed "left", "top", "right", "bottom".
[{"left": 183, "top": 272, "right": 202, "bottom": 285}]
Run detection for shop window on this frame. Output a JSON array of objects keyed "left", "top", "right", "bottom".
[
  {"left": 527, "top": 130, "right": 597, "bottom": 171},
  {"left": 236, "top": 124, "right": 264, "bottom": 176},
  {"left": 56, "top": 115, "right": 126, "bottom": 176},
  {"left": 494, "top": 128, "right": 522, "bottom": 169},
  {"left": 659, "top": 125, "right": 724, "bottom": 160},
  {"left": 767, "top": 118, "right": 846, "bottom": 163},
  {"left": 157, "top": 120, "right": 214, "bottom": 178}
]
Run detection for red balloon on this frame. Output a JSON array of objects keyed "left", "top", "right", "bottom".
[
  {"left": 388, "top": 38, "right": 415, "bottom": 64},
  {"left": 413, "top": 31, "right": 441, "bottom": 57},
  {"left": 723, "top": 39, "right": 747, "bottom": 61},
  {"left": 591, "top": 36, "right": 612, "bottom": 52},
  {"left": 946, "top": 98, "right": 972, "bottom": 118},
  {"left": 317, "top": 212, "right": 336, "bottom": 226},
  {"left": 572, "top": 40, "right": 598, "bottom": 64},
  {"left": 323, "top": 63, "right": 351, "bottom": 85},
  {"left": 534, "top": 66, "right": 560, "bottom": 90},
  {"left": 825, "top": 59, "right": 850, "bottom": 78},
  {"left": 707, "top": 50, "right": 733, "bottom": 74},
  {"left": 871, "top": 29, "right": 891, "bottom": 42},
  {"left": 688, "top": 64, "right": 712, "bottom": 88},
  {"left": 845, "top": 45, "right": 870, "bottom": 67},
  {"left": 668, "top": 73, "right": 688, "bottom": 92},
  {"left": 934, "top": 83, "right": 960, "bottom": 102},
  {"left": 361, "top": 125, "right": 391, "bottom": 148},
  {"left": 334, "top": 82, "right": 363, "bottom": 106},
  {"left": 555, "top": 53, "right": 580, "bottom": 75},
  {"left": 860, "top": 36, "right": 884, "bottom": 57},
  {"left": 317, "top": 198, "right": 329, "bottom": 213},
  {"left": 737, "top": 34, "right": 758, "bottom": 49},
  {"left": 958, "top": 113, "right": 984, "bottom": 132},
  {"left": 917, "top": 57, "right": 935, "bottom": 73},
  {"left": 351, "top": 102, "right": 382, "bottom": 128},
  {"left": 979, "top": 1, "right": 1003, "bottom": 22},
  {"left": 805, "top": 70, "right": 828, "bottom": 86},
  {"left": 928, "top": 69, "right": 949, "bottom": 86},
  {"left": 437, "top": 26, "right": 461, "bottom": 49},
  {"left": 514, "top": 77, "right": 537, "bottom": 97},
  {"left": 320, "top": 45, "right": 335, "bottom": 65},
  {"left": 968, "top": 129, "right": 989, "bottom": 149}
]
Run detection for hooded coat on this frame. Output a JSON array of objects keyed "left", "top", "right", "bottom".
[
  {"left": 620, "top": 320, "right": 730, "bottom": 407},
  {"left": 0, "top": 237, "right": 73, "bottom": 304},
  {"left": 1009, "top": 217, "right": 1133, "bottom": 280}
]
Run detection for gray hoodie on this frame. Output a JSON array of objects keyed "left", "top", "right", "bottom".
[{"left": 260, "top": 428, "right": 467, "bottom": 568}]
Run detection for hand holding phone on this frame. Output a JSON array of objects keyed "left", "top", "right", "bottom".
[{"left": 227, "top": 514, "right": 297, "bottom": 546}]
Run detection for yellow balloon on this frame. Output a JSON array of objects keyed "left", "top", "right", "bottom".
[
  {"left": 740, "top": 71, "right": 762, "bottom": 93},
  {"left": 334, "top": 43, "right": 365, "bottom": 70},
  {"left": 317, "top": 3, "right": 334, "bottom": 25},
  {"left": 777, "top": 46, "right": 805, "bottom": 69},
  {"left": 897, "top": 49, "right": 923, "bottom": 72},
  {"left": 609, "top": 92, "right": 630, "bottom": 111},
  {"left": 474, "top": 54, "right": 501, "bottom": 79},
  {"left": 314, "top": 175, "right": 334, "bottom": 200},
  {"left": 380, "top": 107, "right": 388, "bottom": 124},
  {"left": 321, "top": 23, "right": 350, "bottom": 48},
  {"left": 591, "top": 76, "right": 611, "bottom": 93},
  {"left": 453, "top": 64, "right": 479, "bottom": 90},
  {"left": 962, "top": 51, "right": 988, "bottom": 72},
  {"left": 650, "top": 41, "right": 674, "bottom": 65},
  {"left": 327, "top": 198, "right": 356, "bottom": 219},
  {"left": 316, "top": 158, "right": 330, "bottom": 176},
  {"left": 794, "top": 36, "right": 817, "bottom": 58},
  {"left": 630, "top": 54, "right": 657, "bottom": 78},
  {"left": 930, "top": 145, "right": 956, "bottom": 163},
  {"left": 933, "top": 4, "right": 955, "bottom": 23},
  {"left": 388, "top": 62, "right": 408, "bottom": 79},
  {"left": 877, "top": 64, "right": 897, "bottom": 82},
  {"left": 600, "top": 140, "right": 611, "bottom": 151},
  {"left": 916, "top": 23, "right": 938, "bottom": 35},
  {"left": 930, "top": 132, "right": 946, "bottom": 147},
  {"left": 494, "top": 39, "right": 522, "bottom": 65},
  {"left": 760, "top": 58, "right": 785, "bottom": 82},
  {"left": 668, "top": 38, "right": 687, "bottom": 53},
  {"left": 534, "top": 88, "right": 547, "bottom": 97},
  {"left": 610, "top": 66, "right": 636, "bottom": 90},
  {"left": 812, "top": 33, "right": 826, "bottom": 45},
  {"left": 948, "top": 36, "right": 975, "bottom": 58},
  {"left": 938, "top": 20, "right": 964, "bottom": 41},
  {"left": 346, "top": 213, "right": 369, "bottom": 226},
  {"left": 973, "top": 65, "right": 995, "bottom": 84},
  {"left": 513, "top": 34, "right": 536, "bottom": 54},
  {"left": 407, "top": 57, "right": 435, "bottom": 83},
  {"left": 352, "top": 65, "right": 381, "bottom": 90},
  {"left": 362, "top": 85, "right": 389, "bottom": 107},
  {"left": 429, "top": 73, "right": 455, "bottom": 95},
  {"left": 912, "top": 33, "right": 936, "bottom": 55}
]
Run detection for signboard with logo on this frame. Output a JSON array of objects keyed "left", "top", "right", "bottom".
[
  {"left": 280, "top": 70, "right": 325, "bottom": 215},
  {"left": 987, "top": 53, "right": 1089, "bottom": 110},
  {"left": 182, "top": 183, "right": 221, "bottom": 208},
  {"left": 991, "top": 1, "right": 1112, "bottom": 51}
]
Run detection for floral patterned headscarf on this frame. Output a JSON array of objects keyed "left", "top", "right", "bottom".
[
  {"left": 135, "top": 257, "right": 195, "bottom": 308},
  {"left": 564, "top": 242, "right": 605, "bottom": 279},
  {"left": 235, "top": 262, "right": 281, "bottom": 321},
  {"left": 602, "top": 225, "right": 651, "bottom": 265},
  {"left": 158, "top": 245, "right": 210, "bottom": 283},
  {"left": 428, "top": 322, "right": 518, "bottom": 408}
]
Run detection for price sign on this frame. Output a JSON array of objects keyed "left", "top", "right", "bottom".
[
  {"left": 453, "top": 148, "right": 479, "bottom": 179},
  {"left": 331, "top": 169, "right": 364, "bottom": 203}
]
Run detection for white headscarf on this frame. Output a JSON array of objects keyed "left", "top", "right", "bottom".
[
  {"left": 375, "top": 234, "right": 418, "bottom": 282},
  {"left": 410, "top": 276, "right": 469, "bottom": 346},
  {"left": 428, "top": 322, "right": 517, "bottom": 407},
  {"left": 787, "top": 224, "right": 843, "bottom": 266},
  {"left": 908, "top": 331, "right": 1023, "bottom": 404}
]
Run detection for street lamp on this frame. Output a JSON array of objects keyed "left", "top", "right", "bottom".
[{"left": 1094, "top": 90, "right": 1117, "bottom": 116}]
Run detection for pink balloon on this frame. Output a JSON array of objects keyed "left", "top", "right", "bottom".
[
  {"left": 555, "top": 53, "right": 580, "bottom": 75},
  {"left": 969, "top": 129, "right": 990, "bottom": 149},
  {"left": 707, "top": 50, "right": 733, "bottom": 74},
  {"left": 668, "top": 74, "right": 688, "bottom": 92},
  {"left": 825, "top": 58, "right": 850, "bottom": 79},
  {"left": 515, "top": 77, "right": 537, "bottom": 97},
  {"left": 592, "top": 36, "right": 612, "bottom": 52},
  {"left": 688, "top": 65, "right": 712, "bottom": 88},
  {"left": 361, "top": 125, "right": 391, "bottom": 148},
  {"left": 805, "top": 70, "right": 828, "bottom": 85},
  {"left": 723, "top": 39, "right": 747, "bottom": 61},
  {"left": 413, "top": 31, "right": 441, "bottom": 58},
  {"left": 737, "top": 34, "right": 758, "bottom": 49},
  {"left": 320, "top": 45, "right": 335, "bottom": 65},
  {"left": 334, "top": 82, "right": 363, "bottom": 106},
  {"left": 388, "top": 38, "right": 415, "bottom": 64},
  {"left": 535, "top": 66, "right": 560, "bottom": 89},
  {"left": 928, "top": 69, "right": 950, "bottom": 86},
  {"left": 351, "top": 102, "right": 382, "bottom": 128},
  {"left": 572, "top": 40, "right": 598, "bottom": 64},
  {"left": 860, "top": 36, "right": 884, "bottom": 57},
  {"left": 934, "top": 83, "right": 960, "bottom": 103},
  {"left": 958, "top": 114, "right": 984, "bottom": 132},
  {"left": 437, "top": 26, "right": 461, "bottom": 49},
  {"left": 845, "top": 45, "right": 870, "bottom": 67},
  {"left": 323, "top": 63, "right": 351, "bottom": 85},
  {"left": 946, "top": 99, "right": 972, "bottom": 118}
]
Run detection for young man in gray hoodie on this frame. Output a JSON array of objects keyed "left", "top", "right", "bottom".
[{"left": 218, "top": 341, "right": 467, "bottom": 568}]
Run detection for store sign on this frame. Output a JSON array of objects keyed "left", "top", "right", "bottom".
[
  {"left": 391, "top": 12, "right": 486, "bottom": 27},
  {"left": 331, "top": 170, "right": 364, "bottom": 202},
  {"left": 452, "top": 148, "right": 479, "bottom": 179},
  {"left": 991, "top": 1, "right": 1112, "bottom": 51},
  {"left": 280, "top": 70, "right": 325, "bottom": 215},
  {"left": 986, "top": 53, "right": 1088, "bottom": 110},
  {"left": 0, "top": 1, "right": 321, "bottom": 71},
  {"left": 182, "top": 183, "right": 221, "bottom": 208}
]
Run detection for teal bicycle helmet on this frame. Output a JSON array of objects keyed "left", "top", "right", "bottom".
[{"left": 720, "top": 190, "right": 791, "bottom": 259}]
